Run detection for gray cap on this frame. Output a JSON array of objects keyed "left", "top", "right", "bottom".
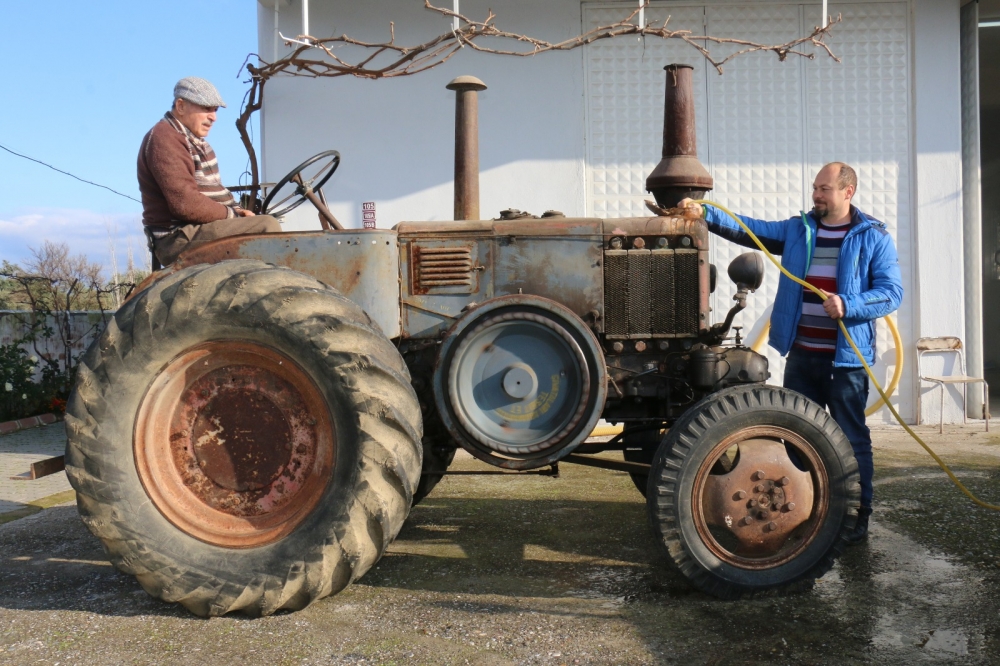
[{"left": 173, "top": 77, "right": 227, "bottom": 108}]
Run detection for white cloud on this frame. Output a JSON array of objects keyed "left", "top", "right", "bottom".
[{"left": 0, "top": 207, "right": 149, "bottom": 275}]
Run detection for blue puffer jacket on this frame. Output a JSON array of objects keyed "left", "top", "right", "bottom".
[{"left": 703, "top": 204, "right": 904, "bottom": 368}]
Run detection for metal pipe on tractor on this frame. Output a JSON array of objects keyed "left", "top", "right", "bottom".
[
  {"left": 447, "top": 75, "right": 487, "bottom": 220},
  {"left": 646, "top": 63, "right": 714, "bottom": 208},
  {"left": 66, "top": 62, "right": 865, "bottom": 618}
]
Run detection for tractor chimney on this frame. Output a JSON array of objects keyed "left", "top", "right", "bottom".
[
  {"left": 645, "top": 64, "right": 714, "bottom": 208},
  {"left": 447, "top": 75, "right": 487, "bottom": 220}
]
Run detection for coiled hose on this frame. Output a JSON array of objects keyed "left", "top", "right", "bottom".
[{"left": 694, "top": 199, "right": 999, "bottom": 511}]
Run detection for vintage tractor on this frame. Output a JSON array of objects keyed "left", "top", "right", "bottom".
[{"left": 65, "top": 64, "right": 858, "bottom": 616}]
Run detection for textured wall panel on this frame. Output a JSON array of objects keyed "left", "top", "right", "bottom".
[
  {"left": 583, "top": 1, "right": 913, "bottom": 421},
  {"left": 803, "top": 2, "right": 912, "bottom": 421},
  {"left": 704, "top": 3, "right": 805, "bottom": 385},
  {"left": 584, "top": 4, "right": 709, "bottom": 219}
]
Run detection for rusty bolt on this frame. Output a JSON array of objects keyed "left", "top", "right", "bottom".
[
  {"left": 633, "top": 237, "right": 646, "bottom": 249},
  {"left": 610, "top": 237, "right": 623, "bottom": 249},
  {"left": 752, "top": 470, "right": 766, "bottom": 481},
  {"left": 734, "top": 490, "right": 747, "bottom": 500},
  {"left": 635, "top": 340, "right": 647, "bottom": 352},
  {"left": 612, "top": 341, "right": 624, "bottom": 353},
  {"left": 784, "top": 502, "right": 796, "bottom": 512},
  {"left": 757, "top": 510, "right": 769, "bottom": 520},
  {"left": 747, "top": 499, "right": 758, "bottom": 508},
  {"left": 742, "top": 516, "right": 754, "bottom": 526},
  {"left": 767, "top": 521, "right": 778, "bottom": 532},
  {"left": 777, "top": 476, "right": 790, "bottom": 487},
  {"left": 754, "top": 484, "right": 765, "bottom": 493}
]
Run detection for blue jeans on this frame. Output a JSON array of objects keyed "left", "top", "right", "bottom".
[{"left": 783, "top": 348, "right": 873, "bottom": 509}]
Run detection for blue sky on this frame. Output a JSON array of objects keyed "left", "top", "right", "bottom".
[{"left": 0, "top": 1, "right": 259, "bottom": 271}]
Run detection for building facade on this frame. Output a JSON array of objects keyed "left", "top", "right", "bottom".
[{"left": 256, "top": 0, "right": 996, "bottom": 426}]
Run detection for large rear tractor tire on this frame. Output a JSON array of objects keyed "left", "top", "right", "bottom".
[
  {"left": 647, "top": 385, "right": 859, "bottom": 599},
  {"left": 65, "top": 260, "right": 422, "bottom": 616}
]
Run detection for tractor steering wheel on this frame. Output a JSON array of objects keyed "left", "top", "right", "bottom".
[{"left": 261, "top": 150, "right": 341, "bottom": 227}]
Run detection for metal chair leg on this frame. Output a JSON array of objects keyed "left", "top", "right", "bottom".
[{"left": 939, "top": 383, "right": 945, "bottom": 435}]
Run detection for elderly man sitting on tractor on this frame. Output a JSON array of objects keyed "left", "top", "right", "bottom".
[{"left": 138, "top": 76, "right": 281, "bottom": 267}]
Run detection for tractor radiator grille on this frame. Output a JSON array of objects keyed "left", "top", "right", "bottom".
[
  {"left": 412, "top": 245, "right": 474, "bottom": 293},
  {"left": 627, "top": 250, "right": 651, "bottom": 336},
  {"left": 675, "top": 249, "right": 700, "bottom": 334},
  {"left": 604, "top": 247, "right": 701, "bottom": 338},
  {"left": 604, "top": 251, "right": 628, "bottom": 336}
]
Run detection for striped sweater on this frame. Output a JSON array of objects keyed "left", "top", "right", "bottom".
[
  {"left": 793, "top": 219, "right": 857, "bottom": 353},
  {"left": 138, "top": 112, "right": 239, "bottom": 228}
]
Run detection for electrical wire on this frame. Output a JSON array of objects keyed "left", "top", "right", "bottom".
[
  {"left": 0, "top": 141, "right": 141, "bottom": 204},
  {"left": 695, "top": 199, "right": 1000, "bottom": 512}
]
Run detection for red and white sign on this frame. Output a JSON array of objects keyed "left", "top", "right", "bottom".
[{"left": 362, "top": 201, "right": 376, "bottom": 229}]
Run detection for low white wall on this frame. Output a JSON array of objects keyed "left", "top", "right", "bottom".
[{"left": 0, "top": 312, "right": 108, "bottom": 376}]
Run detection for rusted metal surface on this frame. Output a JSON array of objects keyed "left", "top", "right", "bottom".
[
  {"left": 645, "top": 64, "right": 714, "bottom": 208},
  {"left": 447, "top": 75, "right": 487, "bottom": 221},
  {"left": 410, "top": 243, "right": 477, "bottom": 294},
  {"left": 493, "top": 221, "right": 604, "bottom": 328},
  {"left": 603, "top": 216, "right": 711, "bottom": 336},
  {"left": 397, "top": 218, "right": 604, "bottom": 339},
  {"left": 400, "top": 237, "right": 492, "bottom": 338},
  {"left": 134, "top": 341, "right": 335, "bottom": 548},
  {"left": 173, "top": 230, "right": 401, "bottom": 338},
  {"left": 694, "top": 427, "right": 827, "bottom": 568}
]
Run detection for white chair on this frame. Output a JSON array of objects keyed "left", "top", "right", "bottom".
[{"left": 916, "top": 337, "right": 989, "bottom": 434}]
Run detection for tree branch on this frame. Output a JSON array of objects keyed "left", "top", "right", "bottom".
[{"left": 251, "top": 2, "right": 841, "bottom": 82}]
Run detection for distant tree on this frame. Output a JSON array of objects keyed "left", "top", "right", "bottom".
[
  {"left": 1, "top": 241, "right": 107, "bottom": 397},
  {"left": 0, "top": 261, "right": 24, "bottom": 310}
]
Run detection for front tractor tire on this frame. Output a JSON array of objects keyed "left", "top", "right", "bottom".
[
  {"left": 647, "top": 385, "right": 860, "bottom": 599},
  {"left": 65, "top": 260, "right": 422, "bottom": 616}
]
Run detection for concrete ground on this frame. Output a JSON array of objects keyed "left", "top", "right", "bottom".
[{"left": 1, "top": 422, "right": 999, "bottom": 665}]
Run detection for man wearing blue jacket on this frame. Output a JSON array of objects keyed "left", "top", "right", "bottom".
[{"left": 680, "top": 162, "right": 903, "bottom": 543}]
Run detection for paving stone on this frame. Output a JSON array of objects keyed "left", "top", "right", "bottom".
[{"left": 0, "top": 422, "right": 70, "bottom": 512}]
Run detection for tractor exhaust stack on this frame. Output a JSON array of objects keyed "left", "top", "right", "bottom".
[
  {"left": 645, "top": 64, "right": 714, "bottom": 209},
  {"left": 447, "top": 75, "right": 487, "bottom": 221}
]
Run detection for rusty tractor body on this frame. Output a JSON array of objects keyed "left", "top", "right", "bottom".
[{"left": 65, "top": 65, "right": 859, "bottom": 616}]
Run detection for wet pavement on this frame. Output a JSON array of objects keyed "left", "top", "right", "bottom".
[{"left": 0, "top": 424, "right": 998, "bottom": 664}]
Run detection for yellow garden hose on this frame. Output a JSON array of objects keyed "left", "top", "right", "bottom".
[
  {"left": 695, "top": 199, "right": 1000, "bottom": 511},
  {"left": 750, "top": 315, "right": 903, "bottom": 417}
]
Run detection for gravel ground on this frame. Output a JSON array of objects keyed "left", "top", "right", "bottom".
[{"left": 1, "top": 425, "right": 999, "bottom": 665}]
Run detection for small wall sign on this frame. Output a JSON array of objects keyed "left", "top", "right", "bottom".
[{"left": 362, "top": 201, "right": 376, "bottom": 229}]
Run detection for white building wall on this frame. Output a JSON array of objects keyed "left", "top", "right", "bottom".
[
  {"left": 257, "top": 0, "right": 590, "bottom": 230},
  {"left": 256, "top": 0, "right": 972, "bottom": 425},
  {"left": 912, "top": 0, "right": 968, "bottom": 425}
]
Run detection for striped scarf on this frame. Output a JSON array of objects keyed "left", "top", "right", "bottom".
[{"left": 164, "top": 112, "right": 238, "bottom": 214}]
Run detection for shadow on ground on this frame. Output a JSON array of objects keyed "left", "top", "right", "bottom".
[{"left": 2, "top": 454, "right": 1000, "bottom": 664}]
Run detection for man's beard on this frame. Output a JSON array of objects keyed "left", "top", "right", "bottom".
[{"left": 813, "top": 203, "right": 829, "bottom": 218}]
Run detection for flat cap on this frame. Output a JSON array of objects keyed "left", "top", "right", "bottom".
[{"left": 173, "top": 77, "right": 227, "bottom": 108}]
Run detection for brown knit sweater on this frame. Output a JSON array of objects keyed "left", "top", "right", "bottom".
[{"left": 137, "top": 113, "right": 238, "bottom": 228}]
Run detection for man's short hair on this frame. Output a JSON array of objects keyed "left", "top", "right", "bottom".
[{"left": 825, "top": 162, "right": 858, "bottom": 194}]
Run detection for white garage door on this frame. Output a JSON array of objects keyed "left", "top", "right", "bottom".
[{"left": 583, "top": 0, "right": 913, "bottom": 421}]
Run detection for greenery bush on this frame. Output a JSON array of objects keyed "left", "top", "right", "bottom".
[{"left": 0, "top": 334, "right": 64, "bottom": 422}]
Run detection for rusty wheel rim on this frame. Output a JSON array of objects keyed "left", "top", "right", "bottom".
[
  {"left": 692, "top": 426, "right": 829, "bottom": 570},
  {"left": 135, "top": 341, "right": 335, "bottom": 548}
]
